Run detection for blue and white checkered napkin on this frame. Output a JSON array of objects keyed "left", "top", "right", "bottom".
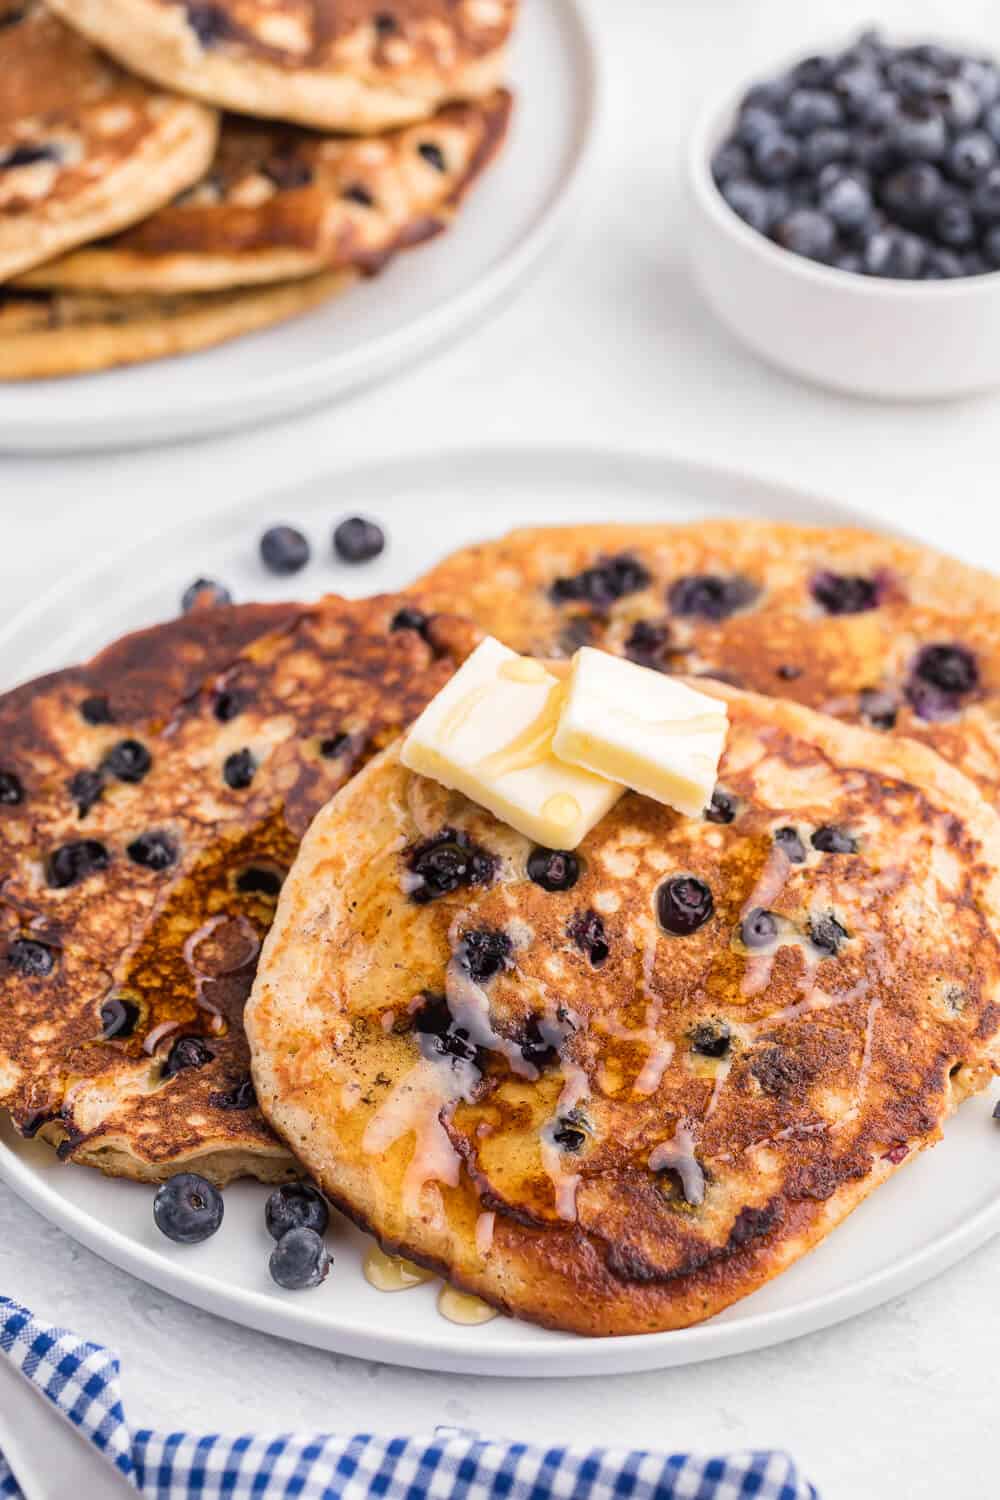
[{"left": 0, "top": 1297, "right": 818, "bottom": 1500}]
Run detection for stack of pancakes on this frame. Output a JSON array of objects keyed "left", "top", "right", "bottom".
[
  {"left": 3, "top": 521, "right": 1000, "bottom": 1337},
  {"left": 0, "top": 0, "right": 516, "bottom": 377}
]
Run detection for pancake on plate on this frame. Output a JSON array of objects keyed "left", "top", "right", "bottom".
[
  {"left": 46, "top": 0, "right": 518, "bottom": 133},
  {"left": 0, "top": 0, "right": 217, "bottom": 283},
  {"left": 412, "top": 521, "right": 1000, "bottom": 809},
  {"left": 0, "top": 596, "right": 480, "bottom": 1183},
  {"left": 246, "top": 686, "right": 1000, "bottom": 1335},
  {"left": 0, "top": 270, "right": 356, "bottom": 378},
  {"left": 18, "top": 92, "right": 512, "bottom": 295}
]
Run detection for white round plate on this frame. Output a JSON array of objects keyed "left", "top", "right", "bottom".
[
  {"left": 1, "top": 445, "right": 998, "bottom": 1376},
  {"left": 0, "top": 0, "right": 597, "bottom": 454}
]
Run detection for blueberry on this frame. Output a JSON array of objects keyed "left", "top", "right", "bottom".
[
  {"left": 269, "top": 1226, "right": 330, "bottom": 1290},
  {"left": 235, "top": 866, "right": 284, "bottom": 895},
  {"left": 0, "top": 769, "right": 24, "bottom": 804},
  {"left": 657, "top": 876, "right": 714, "bottom": 936},
  {"left": 821, "top": 176, "right": 873, "bottom": 233},
  {"left": 47, "top": 839, "right": 109, "bottom": 887},
  {"left": 859, "top": 688, "right": 898, "bottom": 729},
  {"left": 552, "top": 1119, "right": 587, "bottom": 1153},
  {"left": 811, "top": 571, "right": 880, "bottom": 614},
  {"left": 740, "top": 908, "right": 778, "bottom": 949},
  {"left": 390, "top": 606, "right": 430, "bottom": 637},
  {"left": 210, "top": 1077, "right": 257, "bottom": 1110},
  {"left": 456, "top": 927, "right": 513, "bottom": 984},
  {"left": 407, "top": 828, "right": 496, "bottom": 903},
  {"left": 7, "top": 939, "right": 55, "bottom": 977},
  {"left": 785, "top": 88, "right": 843, "bottom": 136},
  {"left": 705, "top": 788, "right": 737, "bottom": 824},
  {"left": 790, "top": 55, "right": 834, "bottom": 89},
  {"left": 68, "top": 768, "right": 104, "bottom": 816},
  {"left": 412, "top": 992, "right": 486, "bottom": 1071},
  {"left": 854, "top": 128, "right": 898, "bottom": 175},
  {"left": 184, "top": 2, "right": 231, "bottom": 45},
  {"left": 103, "top": 738, "right": 152, "bottom": 784},
  {"left": 319, "top": 732, "right": 351, "bottom": 758},
  {"left": 773, "top": 208, "right": 837, "bottom": 263},
  {"left": 333, "top": 516, "right": 385, "bottom": 563},
  {"left": 753, "top": 132, "right": 801, "bottom": 182},
  {"left": 971, "top": 166, "right": 1000, "bottom": 221},
  {"left": 835, "top": 252, "right": 863, "bottom": 274},
  {"left": 162, "top": 1035, "right": 213, "bottom": 1077},
  {"left": 949, "top": 130, "right": 998, "bottom": 182},
  {"left": 912, "top": 643, "right": 978, "bottom": 695},
  {"left": 859, "top": 90, "right": 899, "bottom": 130},
  {"left": 721, "top": 178, "right": 772, "bottom": 234},
  {"left": 418, "top": 141, "right": 447, "bottom": 172},
  {"left": 625, "top": 619, "right": 671, "bottom": 667},
  {"left": 984, "top": 225, "right": 1000, "bottom": 266},
  {"left": 985, "top": 101, "right": 1000, "bottom": 146},
  {"left": 809, "top": 913, "right": 849, "bottom": 955},
  {"left": 936, "top": 79, "right": 982, "bottom": 132},
  {"left": 811, "top": 825, "right": 857, "bottom": 855},
  {"left": 863, "top": 228, "right": 927, "bottom": 278},
  {"left": 154, "top": 1173, "right": 224, "bottom": 1244},
  {"left": 263, "top": 155, "right": 313, "bottom": 191},
  {"left": 774, "top": 826, "right": 806, "bottom": 863},
  {"left": 181, "top": 577, "right": 232, "bottom": 612},
  {"left": 260, "top": 525, "right": 310, "bottom": 576},
  {"left": 527, "top": 847, "right": 580, "bottom": 892},
  {"left": 776, "top": 663, "right": 802, "bottom": 680},
  {"left": 668, "top": 573, "right": 758, "bottom": 621},
  {"left": 127, "top": 831, "right": 177, "bottom": 871},
  {"left": 223, "top": 748, "right": 256, "bottom": 789},
  {"left": 924, "top": 247, "right": 966, "bottom": 278},
  {"left": 737, "top": 106, "right": 782, "bottom": 149},
  {"left": 963, "top": 251, "right": 989, "bottom": 276},
  {"left": 100, "top": 997, "right": 140, "bottom": 1039},
  {"left": 833, "top": 64, "right": 881, "bottom": 116},
  {"left": 518, "top": 1015, "right": 561, "bottom": 1072},
  {"left": 550, "top": 554, "right": 651, "bottom": 609},
  {"left": 742, "top": 79, "right": 791, "bottom": 113},
  {"left": 887, "top": 58, "right": 939, "bottom": 99},
  {"left": 958, "top": 58, "right": 1000, "bottom": 109},
  {"left": 567, "top": 909, "right": 609, "bottom": 966},
  {"left": 711, "top": 141, "right": 750, "bottom": 183},
  {"left": 892, "top": 100, "right": 948, "bottom": 161},
  {"left": 690, "top": 1021, "right": 731, "bottom": 1059},
  {"left": 265, "top": 1183, "right": 330, "bottom": 1242},
  {"left": 934, "top": 196, "right": 977, "bottom": 247},
  {"left": 0, "top": 143, "right": 61, "bottom": 170},
  {"left": 212, "top": 689, "right": 243, "bottom": 722},
  {"left": 880, "top": 163, "right": 943, "bottom": 226},
  {"left": 80, "top": 694, "right": 113, "bottom": 725}
]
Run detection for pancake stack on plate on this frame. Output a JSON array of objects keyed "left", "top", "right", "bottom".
[
  {"left": 3, "top": 518, "right": 1000, "bottom": 1337},
  {"left": 0, "top": 0, "right": 516, "bottom": 377}
]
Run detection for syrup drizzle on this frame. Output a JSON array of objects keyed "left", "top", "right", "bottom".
[
  {"left": 437, "top": 1285, "right": 499, "bottom": 1325},
  {"left": 363, "top": 1245, "right": 434, "bottom": 1292}
]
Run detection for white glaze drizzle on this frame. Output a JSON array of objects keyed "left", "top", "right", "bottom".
[{"left": 648, "top": 1120, "right": 705, "bottom": 1206}]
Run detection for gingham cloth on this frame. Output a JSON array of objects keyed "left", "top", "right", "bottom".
[{"left": 0, "top": 1297, "right": 818, "bottom": 1500}]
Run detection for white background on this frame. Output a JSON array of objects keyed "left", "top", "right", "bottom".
[{"left": 1, "top": 1, "right": 998, "bottom": 1495}]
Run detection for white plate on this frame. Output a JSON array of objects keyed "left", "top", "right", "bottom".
[
  {"left": 0, "top": 0, "right": 598, "bottom": 454},
  {"left": 1, "top": 444, "right": 998, "bottom": 1377}
]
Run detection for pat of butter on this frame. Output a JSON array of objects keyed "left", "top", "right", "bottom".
[
  {"left": 401, "top": 637, "right": 623, "bottom": 849},
  {"left": 551, "top": 647, "right": 729, "bottom": 818}
]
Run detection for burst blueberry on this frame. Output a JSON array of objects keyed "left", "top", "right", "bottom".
[
  {"left": 527, "top": 846, "right": 580, "bottom": 892},
  {"left": 811, "top": 825, "right": 858, "bottom": 854},
  {"left": 811, "top": 571, "right": 880, "bottom": 614},
  {"left": 7, "top": 939, "right": 55, "bottom": 977},
  {"left": 0, "top": 769, "right": 23, "bottom": 804},
  {"left": 741, "top": 908, "right": 778, "bottom": 949},
  {"left": 100, "top": 997, "right": 140, "bottom": 1039}
]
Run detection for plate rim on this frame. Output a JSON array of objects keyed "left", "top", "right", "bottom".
[
  {"left": 0, "top": 0, "right": 602, "bottom": 453},
  {"left": 1, "top": 439, "right": 997, "bottom": 1375}
]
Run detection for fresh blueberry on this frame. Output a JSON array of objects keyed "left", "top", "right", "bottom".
[
  {"left": 859, "top": 90, "right": 899, "bottom": 130},
  {"left": 527, "top": 847, "right": 580, "bottom": 892},
  {"left": 785, "top": 88, "right": 844, "bottom": 136},
  {"left": 668, "top": 573, "right": 758, "bottom": 621},
  {"left": 100, "top": 997, "right": 140, "bottom": 1039},
  {"left": 412, "top": 992, "right": 486, "bottom": 1071},
  {"left": 265, "top": 1183, "right": 330, "bottom": 1242},
  {"left": 936, "top": 79, "right": 982, "bottom": 132},
  {"left": 721, "top": 178, "right": 772, "bottom": 234},
  {"left": 983, "top": 225, "right": 1000, "bottom": 266},
  {"left": 753, "top": 132, "right": 801, "bottom": 181},
  {"left": 181, "top": 577, "right": 232, "bottom": 612},
  {"left": 924, "top": 247, "right": 966, "bottom": 277},
  {"left": 892, "top": 100, "right": 948, "bottom": 161},
  {"left": 811, "top": 571, "right": 880, "bottom": 614},
  {"left": 260, "top": 525, "right": 310, "bottom": 576},
  {"left": 741, "top": 908, "right": 778, "bottom": 949},
  {"left": 934, "top": 196, "right": 977, "bottom": 247},
  {"left": 103, "top": 738, "right": 152, "bottom": 783},
  {"left": 809, "top": 913, "right": 849, "bottom": 955},
  {"left": 971, "top": 166, "right": 1000, "bottom": 221},
  {"left": 567, "top": 909, "right": 609, "bottom": 966},
  {"left": 47, "top": 839, "right": 109, "bottom": 887},
  {"left": 456, "top": 927, "right": 513, "bottom": 984},
  {"left": 880, "top": 163, "right": 943, "bottom": 226},
  {"left": 958, "top": 58, "right": 1000, "bottom": 109},
  {"left": 68, "top": 768, "right": 104, "bottom": 816},
  {"left": 949, "top": 130, "right": 998, "bottom": 182},
  {"left": 886, "top": 58, "right": 939, "bottom": 98},
  {"left": 737, "top": 106, "right": 782, "bottom": 149},
  {"left": 269, "top": 1226, "right": 330, "bottom": 1290},
  {"left": 821, "top": 175, "right": 873, "bottom": 232},
  {"left": 80, "top": 694, "right": 113, "bottom": 725},
  {"left": 833, "top": 64, "right": 881, "bottom": 116},
  {"left": 407, "top": 828, "right": 496, "bottom": 903},
  {"left": 773, "top": 208, "right": 837, "bottom": 262},
  {"left": 742, "top": 79, "right": 791, "bottom": 113},
  {"left": 711, "top": 141, "right": 750, "bottom": 183},
  {"left": 985, "top": 101, "right": 1000, "bottom": 146},
  {"left": 690, "top": 1021, "right": 731, "bottom": 1059},
  {"left": 705, "top": 788, "right": 737, "bottom": 824},
  {"left": 7, "top": 939, "right": 55, "bottom": 977},
  {"left": 154, "top": 1173, "right": 224, "bottom": 1245},
  {"left": 858, "top": 688, "right": 898, "bottom": 729},
  {"left": 333, "top": 516, "right": 385, "bottom": 564},
  {"left": 0, "top": 769, "right": 24, "bottom": 804},
  {"left": 162, "top": 1035, "right": 213, "bottom": 1077},
  {"left": 127, "top": 831, "right": 177, "bottom": 870},
  {"left": 811, "top": 825, "right": 858, "bottom": 855},
  {"left": 963, "top": 251, "right": 989, "bottom": 275},
  {"left": 223, "top": 748, "right": 256, "bottom": 789},
  {"left": 853, "top": 128, "right": 898, "bottom": 175},
  {"left": 774, "top": 826, "right": 806, "bottom": 863},
  {"left": 863, "top": 228, "right": 927, "bottom": 278},
  {"left": 658, "top": 876, "right": 714, "bottom": 936}
]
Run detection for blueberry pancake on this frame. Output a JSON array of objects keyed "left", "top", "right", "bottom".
[
  {"left": 0, "top": 0, "right": 217, "bottom": 283},
  {"left": 0, "top": 596, "right": 481, "bottom": 1183},
  {"left": 412, "top": 521, "right": 1000, "bottom": 809},
  {"left": 247, "top": 690, "right": 1000, "bottom": 1335},
  {"left": 19, "top": 92, "right": 512, "bottom": 295},
  {"left": 45, "top": 0, "right": 517, "bottom": 133},
  {"left": 0, "top": 270, "right": 356, "bottom": 378}
]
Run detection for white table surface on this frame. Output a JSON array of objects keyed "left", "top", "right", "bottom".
[{"left": 1, "top": 1, "right": 997, "bottom": 1495}]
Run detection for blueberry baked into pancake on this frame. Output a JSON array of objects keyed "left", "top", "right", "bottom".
[
  {"left": 17, "top": 91, "right": 512, "bottom": 295},
  {"left": 246, "top": 685, "right": 1000, "bottom": 1335},
  {"left": 0, "top": 595, "right": 481, "bottom": 1183},
  {"left": 412, "top": 521, "right": 1000, "bottom": 809},
  {"left": 46, "top": 0, "right": 518, "bottom": 133},
  {"left": 0, "top": 0, "right": 217, "bottom": 283}
]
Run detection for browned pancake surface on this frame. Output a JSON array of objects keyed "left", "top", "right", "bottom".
[{"left": 0, "top": 596, "right": 480, "bottom": 1182}]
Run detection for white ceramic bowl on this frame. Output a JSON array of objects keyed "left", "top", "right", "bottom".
[{"left": 687, "top": 77, "right": 1000, "bottom": 401}]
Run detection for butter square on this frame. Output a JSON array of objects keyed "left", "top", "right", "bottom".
[
  {"left": 551, "top": 648, "right": 729, "bottom": 818},
  {"left": 401, "top": 637, "right": 623, "bottom": 849}
]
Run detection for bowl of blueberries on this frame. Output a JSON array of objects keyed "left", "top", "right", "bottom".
[{"left": 687, "top": 27, "right": 1000, "bottom": 399}]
